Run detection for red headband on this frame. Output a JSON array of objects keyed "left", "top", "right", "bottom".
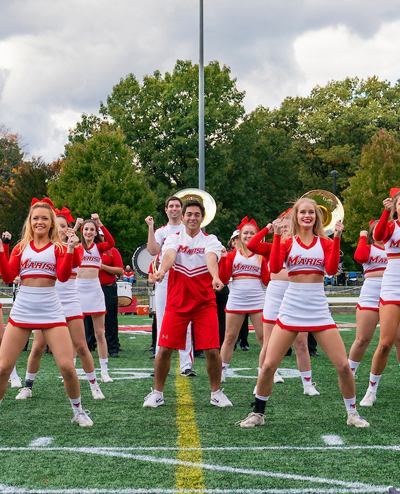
[
  {"left": 31, "top": 197, "right": 55, "bottom": 211},
  {"left": 390, "top": 188, "right": 400, "bottom": 197},
  {"left": 237, "top": 216, "right": 259, "bottom": 232},
  {"left": 54, "top": 207, "right": 75, "bottom": 224}
]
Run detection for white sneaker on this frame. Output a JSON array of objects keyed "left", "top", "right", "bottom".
[
  {"left": 220, "top": 372, "right": 226, "bottom": 383},
  {"left": 274, "top": 370, "right": 284, "bottom": 383},
  {"left": 235, "top": 412, "right": 265, "bottom": 428},
  {"left": 303, "top": 383, "right": 320, "bottom": 396},
  {"left": 10, "top": 376, "right": 22, "bottom": 388},
  {"left": 143, "top": 388, "right": 164, "bottom": 408},
  {"left": 15, "top": 387, "right": 32, "bottom": 400},
  {"left": 360, "top": 390, "right": 376, "bottom": 406},
  {"left": 210, "top": 388, "right": 233, "bottom": 407},
  {"left": 347, "top": 411, "right": 370, "bottom": 428},
  {"left": 91, "top": 384, "right": 105, "bottom": 400},
  {"left": 72, "top": 410, "right": 93, "bottom": 427},
  {"left": 101, "top": 372, "right": 113, "bottom": 383}
]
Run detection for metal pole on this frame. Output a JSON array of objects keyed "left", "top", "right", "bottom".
[
  {"left": 331, "top": 170, "right": 338, "bottom": 196},
  {"left": 199, "top": 0, "right": 205, "bottom": 191}
]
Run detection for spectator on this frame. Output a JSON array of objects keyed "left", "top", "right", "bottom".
[{"left": 123, "top": 265, "right": 135, "bottom": 284}]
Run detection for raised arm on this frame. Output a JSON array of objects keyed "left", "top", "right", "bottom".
[
  {"left": 145, "top": 216, "right": 161, "bottom": 256},
  {"left": 354, "top": 233, "right": 370, "bottom": 265},
  {"left": 374, "top": 200, "right": 393, "bottom": 242}
]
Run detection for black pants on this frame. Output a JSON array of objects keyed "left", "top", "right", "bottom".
[
  {"left": 216, "top": 285, "right": 229, "bottom": 348},
  {"left": 84, "top": 283, "right": 120, "bottom": 355}
]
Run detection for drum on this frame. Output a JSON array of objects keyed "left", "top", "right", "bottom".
[
  {"left": 132, "top": 244, "right": 156, "bottom": 279},
  {"left": 117, "top": 282, "right": 132, "bottom": 307}
]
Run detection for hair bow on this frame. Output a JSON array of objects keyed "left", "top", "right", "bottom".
[
  {"left": 31, "top": 197, "right": 55, "bottom": 210},
  {"left": 390, "top": 188, "right": 400, "bottom": 197},
  {"left": 369, "top": 219, "right": 375, "bottom": 226},
  {"left": 279, "top": 207, "right": 292, "bottom": 218},
  {"left": 237, "top": 216, "right": 259, "bottom": 232},
  {"left": 54, "top": 207, "right": 75, "bottom": 223}
]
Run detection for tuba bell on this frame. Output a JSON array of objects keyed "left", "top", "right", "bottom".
[
  {"left": 301, "top": 190, "right": 344, "bottom": 236},
  {"left": 174, "top": 188, "right": 217, "bottom": 228}
]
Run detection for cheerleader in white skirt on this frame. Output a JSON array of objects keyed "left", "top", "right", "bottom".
[
  {"left": 219, "top": 217, "right": 268, "bottom": 382},
  {"left": 0, "top": 198, "right": 92, "bottom": 426},
  {"left": 16, "top": 209, "right": 105, "bottom": 401},
  {"left": 348, "top": 221, "right": 390, "bottom": 381},
  {"left": 237, "top": 197, "right": 369, "bottom": 428},
  {"left": 360, "top": 191, "right": 400, "bottom": 407},
  {"left": 248, "top": 209, "right": 320, "bottom": 396},
  {"left": 75, "top": 214, "right": 115, "bottom": 383}
]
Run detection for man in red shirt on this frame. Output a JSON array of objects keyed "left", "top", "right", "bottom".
[
  {"left": 143, "top": 200, "right": 232, "bottom": 408},
  {"left": 85, "top": 245, "right": 124, "bottom": 357}
]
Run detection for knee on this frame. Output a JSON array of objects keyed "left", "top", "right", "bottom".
[
  {"left": 74, "top": 343, "right": 89, "bottom": 357},
  {"left": 337, "top": 361, "right": 353, "bottom": 378},
  {"left": 377, "top": 341, "right": 393, "bottom": 356},
  {"left": 206, "top": 348, "right": 219, "bottom": 361},
  {"left": 355, "top": 335, "right": 371, "bottom": 348},
  {"left": 31, "top": 344, "right": 46, "bottom": 359},
  {"left": 59, "top": 364, "right": 77, "bottom": 381},
  {"left": 157, "top": 347, "right": 173, "bottom": 361}
]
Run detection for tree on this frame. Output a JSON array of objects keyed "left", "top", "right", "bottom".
[
  {"left": 0, "top": 125, "right": 25, "bottom": 188},
  {"left": 48, "top": 125, "right": 156, "bottom": 262},
  {"left": 0, "top": 158, "right": 59, "bottom": 246},
  {"left": 343, "top": 129, "right": 400, "bottom": 249}
]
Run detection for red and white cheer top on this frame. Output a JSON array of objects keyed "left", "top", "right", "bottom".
[
  {"left": 154, "top": 222, "right": 185, "bottom": 284},
  {"left": 163, "top": 229, "right": 222, "bottom": 312},
  {"left": 270, "top": 234, "right": 340, "bottom": 277},
  {"left": 79, "top": 226, "right": 115, "bottom": 270},
  {"left": 219, "top": 250, "right": 269, "bottom": 286},
  {"left": 374, "top": 209, "right": 400, "bottom": 258},
  {"left": 354, "top": 236, "right": 387, "bottom": 273}
]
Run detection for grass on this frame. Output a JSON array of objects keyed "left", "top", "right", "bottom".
[{"left": 0, "top": 313, "right": 399, "bottom": 493}]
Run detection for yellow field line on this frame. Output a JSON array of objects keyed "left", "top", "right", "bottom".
[{"left": 175, "top": 365, "right": 204, "bottom": 492}]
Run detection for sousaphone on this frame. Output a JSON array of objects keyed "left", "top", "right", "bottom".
[
  {"left": 175, "top": 188, "right": 217, "bottom": 228},
  {"left": 301, "top": 190, "right": 344, "bottom": 236}
]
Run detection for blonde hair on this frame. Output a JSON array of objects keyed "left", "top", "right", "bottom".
[
  {"left": 289, "top": 198, "right": 328, "bottom": 239},
  {"left": 237, "top": 223, "right": 263, "bottom": 263},
  {"left": 367, "top": 220, "right": 378, "bottom": 246},
  {"left": 20, "top": 202, "right": 63, "bottom": 251},
  {"left": 390, "top": 192, "right": 400, "bottom": 221}
]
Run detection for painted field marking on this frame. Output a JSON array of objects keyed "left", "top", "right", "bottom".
[
  {"left": 29, "top": 437, "right": 54, "bottom": 447},
  {"left": 175, "top": 365, "right": 204, "bottom": 491},
  {"left": 0, "top": 446, "right": 389, "bottom": 493},
  {"left": 321, "top": 435, "right": 344, "bottom": 445}
]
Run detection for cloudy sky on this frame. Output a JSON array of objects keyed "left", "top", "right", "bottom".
[{"left": 1, "top": 0, "right": 400, "bottom": 161}]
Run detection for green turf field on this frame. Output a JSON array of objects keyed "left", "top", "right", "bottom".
[{"left": 0, "top": 313, "right": 399, "bottom": 493}]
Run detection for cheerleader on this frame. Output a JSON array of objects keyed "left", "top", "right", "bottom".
[
  {"left": 75, "top": 214, "right": 115, "bottom": 383},
  {"left": 348, "top": 221, "right": 388, "bottom": 378},
  {"left": 248, "top": 210, "right": 320, "bottom": 396},
  {"left": 219, "top": 217, "right": 268, "bottom": 382},
  {"left": 15, "top": 209, "right": 105, "bottom": 401},
  {"left": 0, "top": 232, "right": 22, "bottom": 388},
  {"left": 0, "top": 198, "right": 92, "bottom": 426},
  {"left": 360, "top": 192, "right": 400, "bottom": 406},
  {"left": 237, "top": 197, "right": 369, "bottom": 428}
]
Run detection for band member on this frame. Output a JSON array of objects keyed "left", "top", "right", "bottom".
[
  {"left": 237, "top": 198, "right": 369, "bottom": 428},
  {"left": 360, "top": 191, "right": 400, "bottom": 406},
  {"left": 219, "top": 217, "right": 268, "bottom": 382},
  {"left": 348, "top": 221, "right": 388, "bottom": 378},
  {"left": 75, "top": 214, "right": 115, "bottom": 383},
  {"left": 16, "top": 210, "right": 105, "bottom": 400},
  {"left": 145, "top": 196, "right": 195, "bottom": 377},
  {"left": 0, "top": 198, "right": 92, "bottom": 426},
  {"left": 143, "top": 200, "right": 232, "bottom": 407},
  {"left": 248, "top": 210, "right": 320, "bottom": 396}
]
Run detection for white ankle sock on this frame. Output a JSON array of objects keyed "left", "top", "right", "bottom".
[
  {"left": 86, "top": 371, "right": 97, "bottom": 389},
  {"left": 348, "top": 359, "right": 360, "bottom": 376},
  {"left": 70, "top": 396, "right": 83, "bottom": 414},
  {"left": 300, "top": 370, "right": 312, "bottom": 389},
  {"left": 222, "top": 362, "right": 229, "bottom": 374},
  {"left": 343, "top": 397, "right": 357, "bottom": 415},
  {"left": 367, "top": 373, "right": 381, "bottom": 393},
  {"left": 10, "top": 367, "right": 19, "bottom": 379},
  {"left": 26, "top": 372, "right": 36, "bottom": 381},
  {"left": 99, "top": 359, "right": 108, "bottom": 373}
]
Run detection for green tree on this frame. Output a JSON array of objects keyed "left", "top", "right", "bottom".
[
  {"left": 0, "top": 125, "right": 25, "bottom": 187},
  {"left": 0, "top": 158, "right": 59, "bottom": 247},
  {"left": 48, "top": 125, "right": 156, "bottom": 262},
  {"left": 343, "top": 129, "right": 400, "bottom": 250}
]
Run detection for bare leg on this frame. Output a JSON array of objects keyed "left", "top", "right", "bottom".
[
  {"left": 371, "top": 304, "right": 400, "bottom": 375},
  {"left": 220, "top": 313, "right": 246, "bottom": 365},
  {"left": 313, "top": 328, "right": 355, "bottom": 399},
  {"left": 293, "top": 332, "right": 311, "bottom": 372},
  {"left": 68, "top": 319, "right": 95, "bottom": 374},
  {"left": 154, "top": 346, "right": 174, "bottom": 391},
  {"left": 249, "top": 312, "right": 263, "bottom": 348},
  {"left": 25, "top": 330, "right": 47, "bottom": 374},
  {"left": 349, "top": 309, "right": 379, "bottom": 363},
  {"left": 393, "top": 324, "right": 400, "bottom": 364},
  {"left": 204, "top": 348, "right": 222, "bottom": 392},
  {"left": 258, "top": 322, "right": 274, "bottom": 368},
  {"left": 91, "top": 314, "right": 108, "bottom": 359}
]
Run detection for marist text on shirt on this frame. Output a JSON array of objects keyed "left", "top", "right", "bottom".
[
  {"left": 287, "top": 256, "right": 324, "bottom": 267},
  {"left": 177, "top": 246, "right": 206, "bottom": 255},
  {"left": 20, "top": 259, "right": 56, "bottom": 273}
]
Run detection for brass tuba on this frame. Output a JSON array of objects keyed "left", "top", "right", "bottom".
[
  {"left": 301, "top": 190, "right": 344, "bottom": 236},
  {"left": 175, "top": 188, "right": 217, "bottom": 228}
]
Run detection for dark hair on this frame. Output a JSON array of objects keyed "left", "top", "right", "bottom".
[
  {"left": 390, "top": 192, "right": 400, "bottom": 221},
  {"left": 81, "top": 219, "right": 103, "bottom": 251},
  {"left": 165, "top": 196, "right": 183, "bottom": 208},
  {"left": 182, "top": 200, "right": 205, "bottom": 218},
  {"left": 367, "top": 220, "right": 379, "bottom": 245}
]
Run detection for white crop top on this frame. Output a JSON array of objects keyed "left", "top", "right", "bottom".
[
  {"left": 80, "top": 243, "right": 102, "bottom": 269},
  {"left": 19, "top": 242, "right": 57, "bottom": 280},
  {"left": 232, "top": 250, "right": 261, "bottom": 279},
  {"left": 286, "top": 236, "right": 325, "bottom": 275},
  {"left": 385, "top": 221, "right": 400, "bottom": 258},
  {"left": 363, "top": 245, "right": 387, "bottom": 273}
]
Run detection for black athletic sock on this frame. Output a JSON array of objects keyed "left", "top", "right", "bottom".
[
  {"left": 251, "top": 398, "right": 266, "bottom": 414},
  {"left": 24, "top": 379, "right": 34, "bottom": 390}
]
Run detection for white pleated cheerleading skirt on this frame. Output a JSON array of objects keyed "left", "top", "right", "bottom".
[
  {"left": 226, "top": 278, "right": 265, "bottom": 313},
  {"left": 262, "top": 280, "right": 289, "bottom": 323},
  {"left": 9, "top": 285, "right": 67, "bottom": 329},
  {"left": 276, "top": 282, "right": 336, "bottom": 331},
  {"left": 56, "top": 278, "right": 84, "bottom": 320},
  {"left": 357, "top": 277, "right": 382, "bottom": 311},
  {"left": 380, "top": 258, "right": 400, "bottom": 305},
  {"left": 75, "top": 278, "right": 106, "bottom": 315}
]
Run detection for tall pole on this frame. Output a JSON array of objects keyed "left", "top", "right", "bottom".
[
  {"left": 331, "top": 170, "right": 338, "bottom": 196},
  {"left": 199, "top": 0, "right": 205, "bottom": 191}
]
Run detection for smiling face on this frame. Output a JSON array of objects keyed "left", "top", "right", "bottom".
[
  {"left": 165, "top": 199, "right": 182, "bottom": 221},
  {"left": 56, "top": 216, "right": 68, "bottom": 242},
  {"left": 240, "top": 224, "right": 257, "bottom": 246},
  {"left": 82, "top": 220, "right": 98, "bottom": 244},
  {"left": 31, "top": 207, "right": 52, "bottom": 237},
  {"left": 297, "top": 200, "right": 316, "bottom": 229},
  {"left": 183, "top": 205, "right": 203, "bottom": 233}
]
